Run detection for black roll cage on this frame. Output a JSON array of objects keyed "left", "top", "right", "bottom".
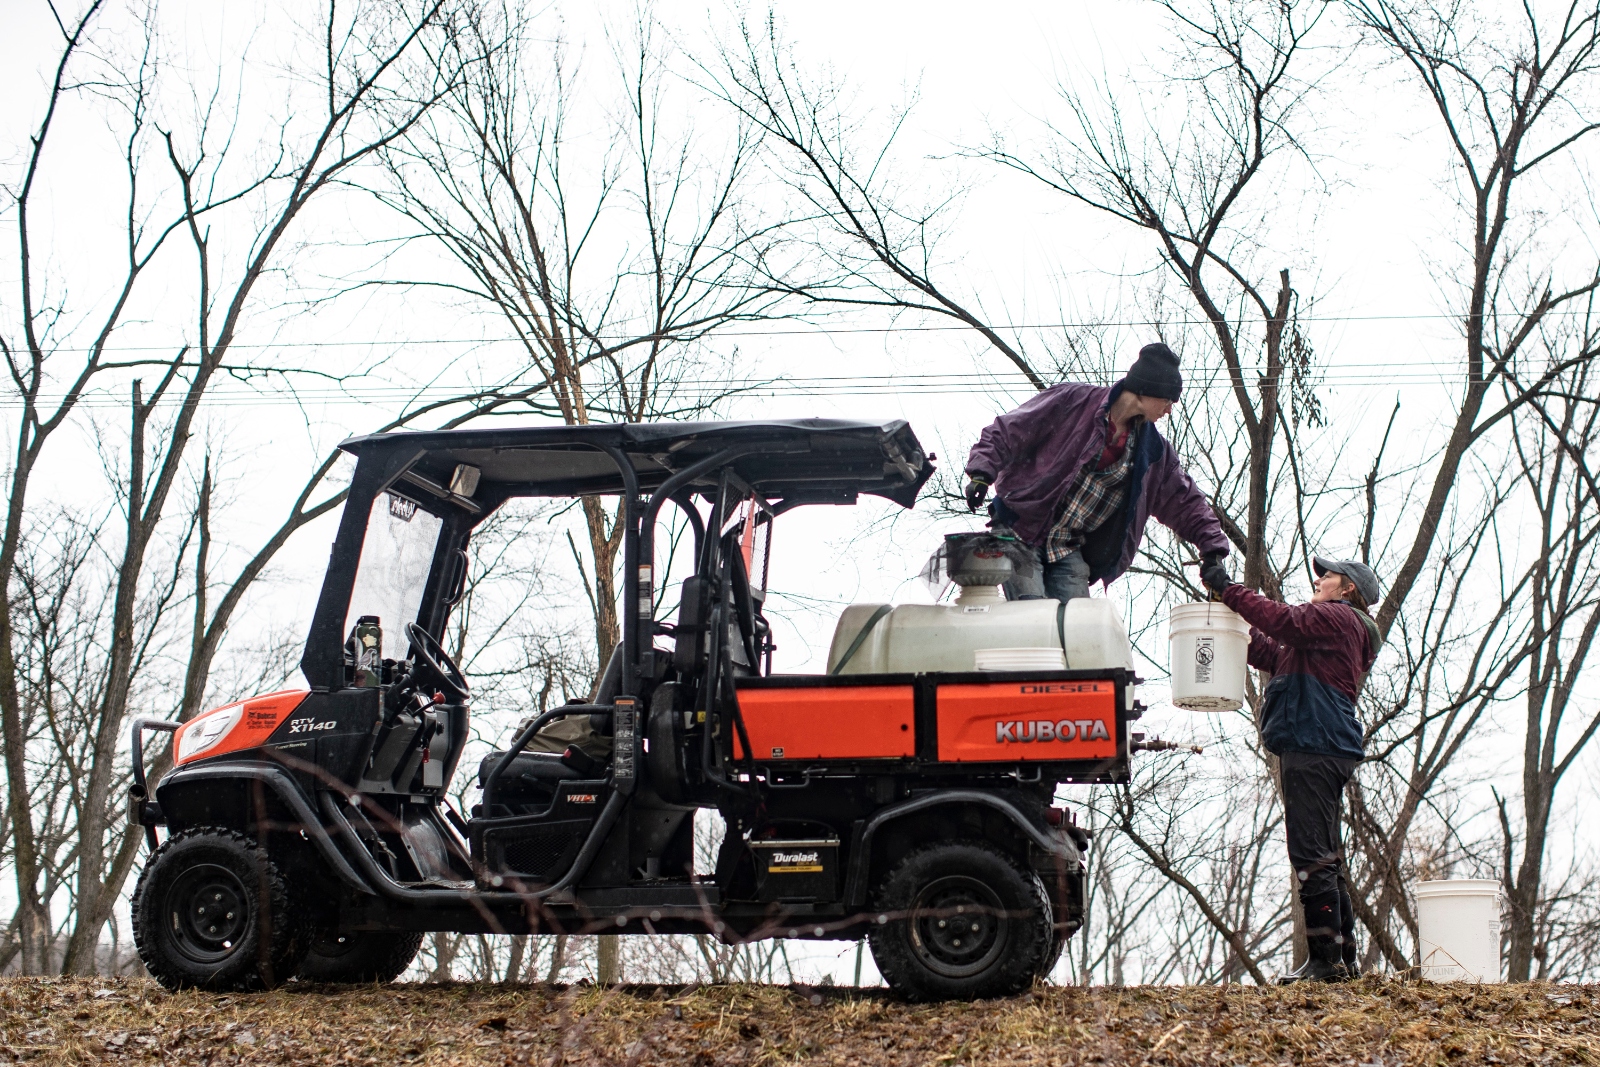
[
  {"left": 299, "top": 419, "right": 934, "bottom": 782},
  {"left": 304, "top": 421, "right": 930, "bottom": 690}
]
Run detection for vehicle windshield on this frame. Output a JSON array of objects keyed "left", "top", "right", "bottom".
[{"left": 345, "top": 491, "right": 444, "bottom": 660}]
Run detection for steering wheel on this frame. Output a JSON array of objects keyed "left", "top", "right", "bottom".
[{"left": 404, "top": 621, "right": 470, "bottom": 702}]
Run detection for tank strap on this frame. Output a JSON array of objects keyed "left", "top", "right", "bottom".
[
  {"left": 1056, "top": 600, "right": 1071, "bottom": 668},
  {"left": 830, "top": 604, "right": 894, "bottom": 675}
]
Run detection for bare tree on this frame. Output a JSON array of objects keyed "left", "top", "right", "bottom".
[
  {"left": 984, "top": 0, "right": 1337, "bottom": 601},
  {"left": 369, "top": 2, "right": 807, "bottom": 981},
  {"left": 1334, "top": 0, "right": 1600, "bottom": 980},
  {"left": 1345, "top": 0, "right": 1600, "bottom": 639},
  {"left": 1494, "top": 349, "right": 1600, "bottom": 980},
  {"left": 370, "top": 0, "right": 792, "bottom": 671},
  {"left": 704, "top": 16, "right": 1060, "bottom": 388},
  {"left": 1344, "top": 466, "right": 1530, "bottom": 971},
  {"left": 1, "top": 0, "right": 465, "bottom": 973},
  {"left": 1343, "top": 343, "right": 1600, "bottom": 980}
]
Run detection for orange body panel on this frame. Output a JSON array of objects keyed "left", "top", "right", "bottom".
[
  {"left": 736, "top": 686, "right": 915, "bottom": 760},
  {"left": 937, "top": 680, "right": 1117, "bottom": 762},
  {"left": 174, "top": 690, "right": 309, "bottom": 766}
]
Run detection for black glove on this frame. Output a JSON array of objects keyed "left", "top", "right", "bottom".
[
  {"left": 1200, "top": 557, "right": 1235, "bottom": 596},
  {"left": 964, "top": 475, "right": 991, "bottom": 512}
]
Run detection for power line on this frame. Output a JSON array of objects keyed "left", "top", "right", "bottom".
[
  {"left": 23, "top": 306, "right": 1599, "bottom": 352},
  {"left": 0, "top": 368, "right": 1484, "bottom": 409}
]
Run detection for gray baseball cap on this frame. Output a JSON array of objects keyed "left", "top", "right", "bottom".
[{"left": 1313, "top": 556, "right": 1380, "bottom": 606}]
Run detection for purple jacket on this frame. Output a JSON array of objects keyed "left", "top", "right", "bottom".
[{"left": 965, "top": 382, "right": 1228, "bottom": 583}]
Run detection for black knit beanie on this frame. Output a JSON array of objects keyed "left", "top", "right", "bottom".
[{"left": 1121, "top": 342, "right": 1183, "bottom": 401}]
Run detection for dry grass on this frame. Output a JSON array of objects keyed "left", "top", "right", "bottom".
[{"left": 1, "top": 976, "right": 1596, "bottom": 1065}]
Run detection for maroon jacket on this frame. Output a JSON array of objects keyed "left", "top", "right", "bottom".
[
  {"left": 1221, "top": 584, "right": 1378, "bottom": 758},
  {"left": 965, "top": 382, "right": 1228, "bottom": 583}
]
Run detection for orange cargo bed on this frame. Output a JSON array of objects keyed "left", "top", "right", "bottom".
[{"left": 732, "top": 669, "right": 1134, "bottom": 783}]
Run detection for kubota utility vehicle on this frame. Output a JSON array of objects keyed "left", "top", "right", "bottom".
[{"left": 129, "top": 419, "right": 1142, "bottom": 1000}]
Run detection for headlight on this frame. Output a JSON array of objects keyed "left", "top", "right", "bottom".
[{"left": 176, "top": 705, "right": 244, "bottom": 762}]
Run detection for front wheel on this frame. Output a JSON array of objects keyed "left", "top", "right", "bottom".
[
  {"left": 868, "top": 841, "right": 1051, "bottom": 1001},
  {"left": 132, "top": 828, "right": 306, "bottom": 991},
  {"left": 296, "top": 929, "right": 423, "bottom": 983}
]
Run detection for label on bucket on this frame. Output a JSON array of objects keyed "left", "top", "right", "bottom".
[{"left": 1194, "top": 637, "right": 1215, "bottom": 684}]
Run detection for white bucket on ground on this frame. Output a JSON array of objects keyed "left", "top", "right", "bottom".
[
  {"left": 1415, "top": 879, "right": 1502, "bottom": 982},
  {"left": 1168, "top": 602, "right": 1250, "bottom": 711},
  {"left": 975, "top": 647, "right": 1067, "bottom": 671}
]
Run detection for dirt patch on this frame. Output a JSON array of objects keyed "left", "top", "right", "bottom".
[{"left": 0, "top": 977, "right": 1595, "bottom": 1065}]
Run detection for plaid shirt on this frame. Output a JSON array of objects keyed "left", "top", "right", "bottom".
[{"left": 1044, "top": 424, "right": 1136, "bottom": 562}]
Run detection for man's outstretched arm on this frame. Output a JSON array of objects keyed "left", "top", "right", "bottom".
[{"left": 1146, "top": 439, "right": 1230, "bottom": 557}]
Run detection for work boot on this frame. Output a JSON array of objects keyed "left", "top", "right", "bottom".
[
  {"left": 1280, "top": 890, "right": 1350, "bottom": 985},
  {"left": 1338, "top": 884, "right": 1361, "bottom": 977},
  {"left": 1278, "top": 942, "right": 1349, "bottom": 984}
]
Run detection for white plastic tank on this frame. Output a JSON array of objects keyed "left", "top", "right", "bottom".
[
  {"left": 1415, "top": 879, "right": 1502, "bottom": 982},
  {"left": 827, "top": 584, "right": 1135, "bottom": 676},
  {"left": 1168, "top": 601, "right": 1250, "bottom": 711},
  {"left": 975, "top": 647, "right": 1067, "bottom": 671}
]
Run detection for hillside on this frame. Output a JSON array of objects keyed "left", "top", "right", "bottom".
[{"left": 0, "top": 977, "right": 1594, "bottom": 1065}]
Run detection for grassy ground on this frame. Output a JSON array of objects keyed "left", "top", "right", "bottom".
[{"left": 0, "top": 977, "right": 1595, "bottom": 1065}]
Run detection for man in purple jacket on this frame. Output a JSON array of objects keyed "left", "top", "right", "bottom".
[
  {"left": 963, "top": 343, "right": 1230, "bottom": 600},
  {"left": 1203, "top": 554, "right": 1382, "bottom": 983}
]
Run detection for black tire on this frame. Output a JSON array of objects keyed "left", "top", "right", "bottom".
[
  {"left": 295, "top": 929, "right": 423, "bottom": 983},
  {"left": 868, "top": 840, "right": 1052, "bottom": 1001},
  {"left": 1038, "top": 928, "right": 1066, "bottom": 979},
  {"left": 133, "top": 827, "right": 307, "bottom": 991}
]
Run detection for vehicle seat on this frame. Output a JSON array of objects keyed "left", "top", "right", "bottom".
[
  {"left": 477, "top": 647, "right": 623, "bottom": 810},
  {"left": 475, "top": 750, "right": 579, "bottom": 799}
]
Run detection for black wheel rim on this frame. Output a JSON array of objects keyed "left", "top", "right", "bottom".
[
  {"left": 311, "top": 932, "right": 360, "bottom": 960},
  {"left": 907, "top": 874, "right": 1008, "bottom": 979},
  {"left": 165, "top": 863, "right": 252, "bottom": 964}
]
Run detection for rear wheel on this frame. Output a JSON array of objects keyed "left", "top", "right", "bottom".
[
  {"left": 133, "top": 828, "right": 306, "bottom": 991},
  {"left": 868, "top": 841, "right": 1051, "bottom": 1001},
  {"left": 296, "top": 929, "right": 423, "bottom": 983}
]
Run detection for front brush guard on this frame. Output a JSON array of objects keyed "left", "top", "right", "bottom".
[{"left": 128, "top": 717, "right": 181, "bottom": 850}]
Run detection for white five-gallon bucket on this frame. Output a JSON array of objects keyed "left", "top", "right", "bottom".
[
  {"left": 975, "top": 647, "right": 1067, "bottom": 671},
  {"left": 1168, "top": 602, "right": 1250, "bottom": 711},
  {"left": 1415, "top": 879, "right": 1502, "bottom": 982}
]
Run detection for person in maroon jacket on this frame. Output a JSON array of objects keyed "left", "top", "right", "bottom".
[
  {"left": 963, "top": 343, "right": 1229, "bottom": 601},
  {"left": 1202, "top": 554, "right": 1382, "bottom": 983}
]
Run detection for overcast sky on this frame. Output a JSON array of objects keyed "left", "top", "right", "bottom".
[
  {"left": 6, "top": 0, "right": 1595, "bottom": 743},
  {"left": 7, "top": 0, "right": 1595, "bottom": 732}
]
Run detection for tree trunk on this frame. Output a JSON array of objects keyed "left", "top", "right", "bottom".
[
  {"left": 1506, "top": 764, "right": 1554, "bottom": 981},
  {"left": 597, "top": 934, "right": 622, "bottom": 984},
  {"left": 429, "top": 932, "right": 460, "bottom": 981},
  {"left": 582, "top": 497, "right": 624, "bottom": 669},
  {"left": 1505, "top": 831, "right": 1543, "bottom": 981},
  {"left": 547, "top": 933, "right": 569, "bottom": 982},
  {"left": 506, "top": 935, "right": 528, "bottom": 984},
  {"left": 0, "top": 447, "right": 50, "bottom": 974}
]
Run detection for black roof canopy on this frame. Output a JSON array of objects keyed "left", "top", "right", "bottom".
[{"left": 338, "top": 418, "right": 935, "bottom": 508}]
